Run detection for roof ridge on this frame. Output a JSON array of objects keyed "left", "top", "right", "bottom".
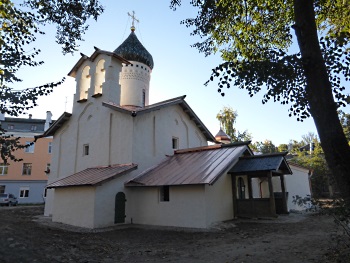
[{"left": 241, "top": 151, "right": 288, "bottom": 159}]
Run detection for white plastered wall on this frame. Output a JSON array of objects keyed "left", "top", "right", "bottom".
[
  {"left": 127, "top": 185, "right": 207, "bottom": 228},
  {"left": 284, "top": 165, "right": 312, "bottom": 211},
  {"left": 204, "top": 173, "right": 234, "bottom": 226},
  {"left": 131, "top": 104, "right": 207, "bottom": 169},
  {"left": 52, "top": 187, "right": 95, "bottom": 228},
  {"left": 119, "top": 61, "right": 151, "bottom": 107}
]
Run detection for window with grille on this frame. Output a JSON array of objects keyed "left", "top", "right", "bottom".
[
  {"left": 83, "top": 144, "right": 89, "bottom": 156},
  {"left": 0, "top": 163, "right": 8, "bottom": 175},
  {"left": 160, "top": 186, "right": 170, "bottom": 202},
  {"left": 22, "top": 163, "right": 32, "bottom": 175},
  {"left": 24, "top": 141, "right": 35, "bottom": 153},
  {"left": 172, "top": 137, "right": 179, "bottom": 150},
  {"left": 19, "top": 187, "right": 29, "bottom": 198}
]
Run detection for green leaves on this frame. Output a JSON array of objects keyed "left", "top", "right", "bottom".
[
  {"left": 216, "top": 106, "right": 252, "bottom": 142},
  {"left": 0, "top": 0, "right": 103, "bottom": 162}
]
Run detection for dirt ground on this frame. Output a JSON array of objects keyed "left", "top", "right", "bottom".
[{"left": 0, "top": 206, "right": 349, "bottom": 263}]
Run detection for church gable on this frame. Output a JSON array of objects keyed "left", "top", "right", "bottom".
[{"left": 102, "top": 95, "right": 215, "bottom": 144}]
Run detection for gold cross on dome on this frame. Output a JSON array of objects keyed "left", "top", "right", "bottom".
[{"left": 128, "top": 11, "right": 139, "bottom": 30}]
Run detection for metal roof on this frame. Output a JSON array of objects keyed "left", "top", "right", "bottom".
[
  {"left": 47, "top": 163, "right": 137, "bottom": 189},
  {"left": 114, "top": 31, "right": 154, "bottom": 69},
  {"left": 103, "top": 96, "right": 216, "bottom": 142},
  {"left": 125, "top": 142, "right": 252, "bottom": 187},
  {"left": 229, "top": 153, "right": 292, "bottom": 175}
]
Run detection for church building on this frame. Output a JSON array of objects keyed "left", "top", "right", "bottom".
[{"left": 39, "top": 20, "right": 308, "bottom": 229}]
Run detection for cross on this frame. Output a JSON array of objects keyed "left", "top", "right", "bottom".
[{"left": 128, "top": 11, "right": 139, "bottom": 29}]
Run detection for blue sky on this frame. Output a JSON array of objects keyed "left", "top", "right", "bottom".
[{"left": 12, "top": 0, "right": 323, "bottom": 145}]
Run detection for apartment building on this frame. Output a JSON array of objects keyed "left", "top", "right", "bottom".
[{"left": 0, "top": 112, "right": 53, "bottom": 204}]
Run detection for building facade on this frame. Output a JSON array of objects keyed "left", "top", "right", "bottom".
[{"left": 0, "top": 113, "right": 53, "bottom": 204}]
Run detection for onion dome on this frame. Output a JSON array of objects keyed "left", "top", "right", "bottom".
[
  {"left": 215, "top": 128, "right": 231, "bottom": 144},
  {"left": 114, "top": 28, "right": 154, "bottom": 69}
]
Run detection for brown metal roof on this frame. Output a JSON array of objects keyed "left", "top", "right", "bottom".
[
  {"left": 102, "top": 96, "right": 216, "bottom": 142},
  {"left": 125, "top": 142, "right": 252, "bottom": 187},
  {"left": 229, "top": 153, "right": 292, "bottom": 175},
  {"left": 47, "top": 163, "right": 137, "bottom": 189}
]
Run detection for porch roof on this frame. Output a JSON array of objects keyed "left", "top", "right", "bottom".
[
  {"left": 47, "top": 163, "right": 137, "bottom": 189},
  {"left": 229, "top": 152, "right": 292, "bottom": 175},
  {"left": 125, "top": 142, "right": 252, "bottom": 187}
]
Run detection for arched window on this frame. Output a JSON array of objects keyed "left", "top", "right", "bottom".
[
  {"left": 238, "top": 177, "right": 246, "bottom": 199},
  {"left": 94, "top": 59, "right": 105, "bottom": 97},
  {"left": 79, "top": 66, "right": 90, "bottom": 101}
]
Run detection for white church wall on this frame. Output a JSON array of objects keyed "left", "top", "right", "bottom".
[
  {"left": 52, "top": 186, "right": 96, "bottom": 228},
  {"left": 127, "top": 185, "right": 207, "bottom": 228},
  {"left": 252, "top": 178, "right": 261, "bottom": 198},
  {"left": 103, "top": 55, "right": 123, "bottom": 104},
  {"left": 204, "top": 173, "right": 234, "bottom": 226},
  {"left": 131, "top": 104, "right": 208, "bottom": 176},
  {"left": 73, "top": 53, "right": 123, "bottom": 109},
  {"left": 109, "top": 112, "right": 134, "bottom": 165},
  {"left": 94, "top": 175, "right": 134, "bottom": 228},
  {"left": 285, "top": 165, "right": 311, "bottom": 211}
]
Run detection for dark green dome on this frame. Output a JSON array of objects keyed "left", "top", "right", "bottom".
[{"left": 114, "top": 31, "right": 154, "bottom": 69}]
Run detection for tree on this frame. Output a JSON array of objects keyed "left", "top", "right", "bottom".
[
  {"left": 216, "top": 106, "right": 252, "bottom": 142},
  {"left": 252, "top": 140, "right": 277, "bottom": 154},
  {"left": 291, "top": 139, "right": 332, "bottom": 198},
  {"left": 277, "top": 143, "right": 288, "bottom": 153},
  {"left": 170, "top": 0, "right": 350, "bottom": 201},
  {"left": 0, "top": 0, "right": 103, "bottom": 162},
  {"left": 339, "top": 110, "right": 350, "bottom": 143}
]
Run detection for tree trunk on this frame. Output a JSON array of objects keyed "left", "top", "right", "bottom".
[{"left": 293, "top": 0, "right": 350, "bottom": 201}]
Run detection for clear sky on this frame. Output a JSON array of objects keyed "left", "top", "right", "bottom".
[{"left": 12, "top": 0, "right": 323, "bottom": 145}]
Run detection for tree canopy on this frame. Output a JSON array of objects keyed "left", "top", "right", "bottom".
[
  {"left": 170, "top": 0, "right": 350, "bottom": 201},
  {"left": 216, "top": 106, "right": 251, "bottom": 142},
  {"left": 0, "top": 0, "right": 104, "bottom": 161}
]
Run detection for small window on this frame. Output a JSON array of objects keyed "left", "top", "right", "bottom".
[
  {"left": 48, "top": 142, "right": 52, "bottom": 154},
  {"left": 0, "top": 163, "right": 8, "bottom": 175},
  {"left": 24, "top": 141, "right": 35, "bottom": 153},
  {"left": 0, "top": 185, "right": 5, "bottom": 194},
  {"left": 172, "top": 137, "right": 179, "bottom": 150},
  {"left": 19, "top": 187, "right": 29, "bottom": 198},
  {"left": 31, "top": 125, "right": 37, "bottom": 131},
  {"left": 83, "top": 144, "right": 89, "bottom": 156},
  {"left": 7, "top": 124, "right": 14, "bottom": 130},
  {"left": 142, "top": 89, "right": 146, "bottom": 107},
  {"left": 160, "top": 186, "right": 170, "bottom": 202},
  {"left": 43, "top": 188, "right": 47, "bottom": 198},
  {"left": 22, "top": 163, "right": 32, "bottom": 175}
]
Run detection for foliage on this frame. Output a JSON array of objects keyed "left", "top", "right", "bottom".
[
  {"left": 0, "top": 0, "right": 103, "bottom": 162},
  {"left": 339, "top": 110, "right": 350, "bottom": 143},
  {"left": 252, "top": 140, "right": 277, "bottom": 154},
  {"left": 170, "top": 0, "right": 350, "bottom": 203},
  {"left": 216, "top": 106, "right": 252, "bottom": 142},
  {"left": 291, "top": 139, "right": 332, "bottom": 197},
  {"left": 169, "top": 1, "right": 350, "bottom": 120},
  {"left": 277, "top": 143, "right": 288, "bottom": 152}
]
